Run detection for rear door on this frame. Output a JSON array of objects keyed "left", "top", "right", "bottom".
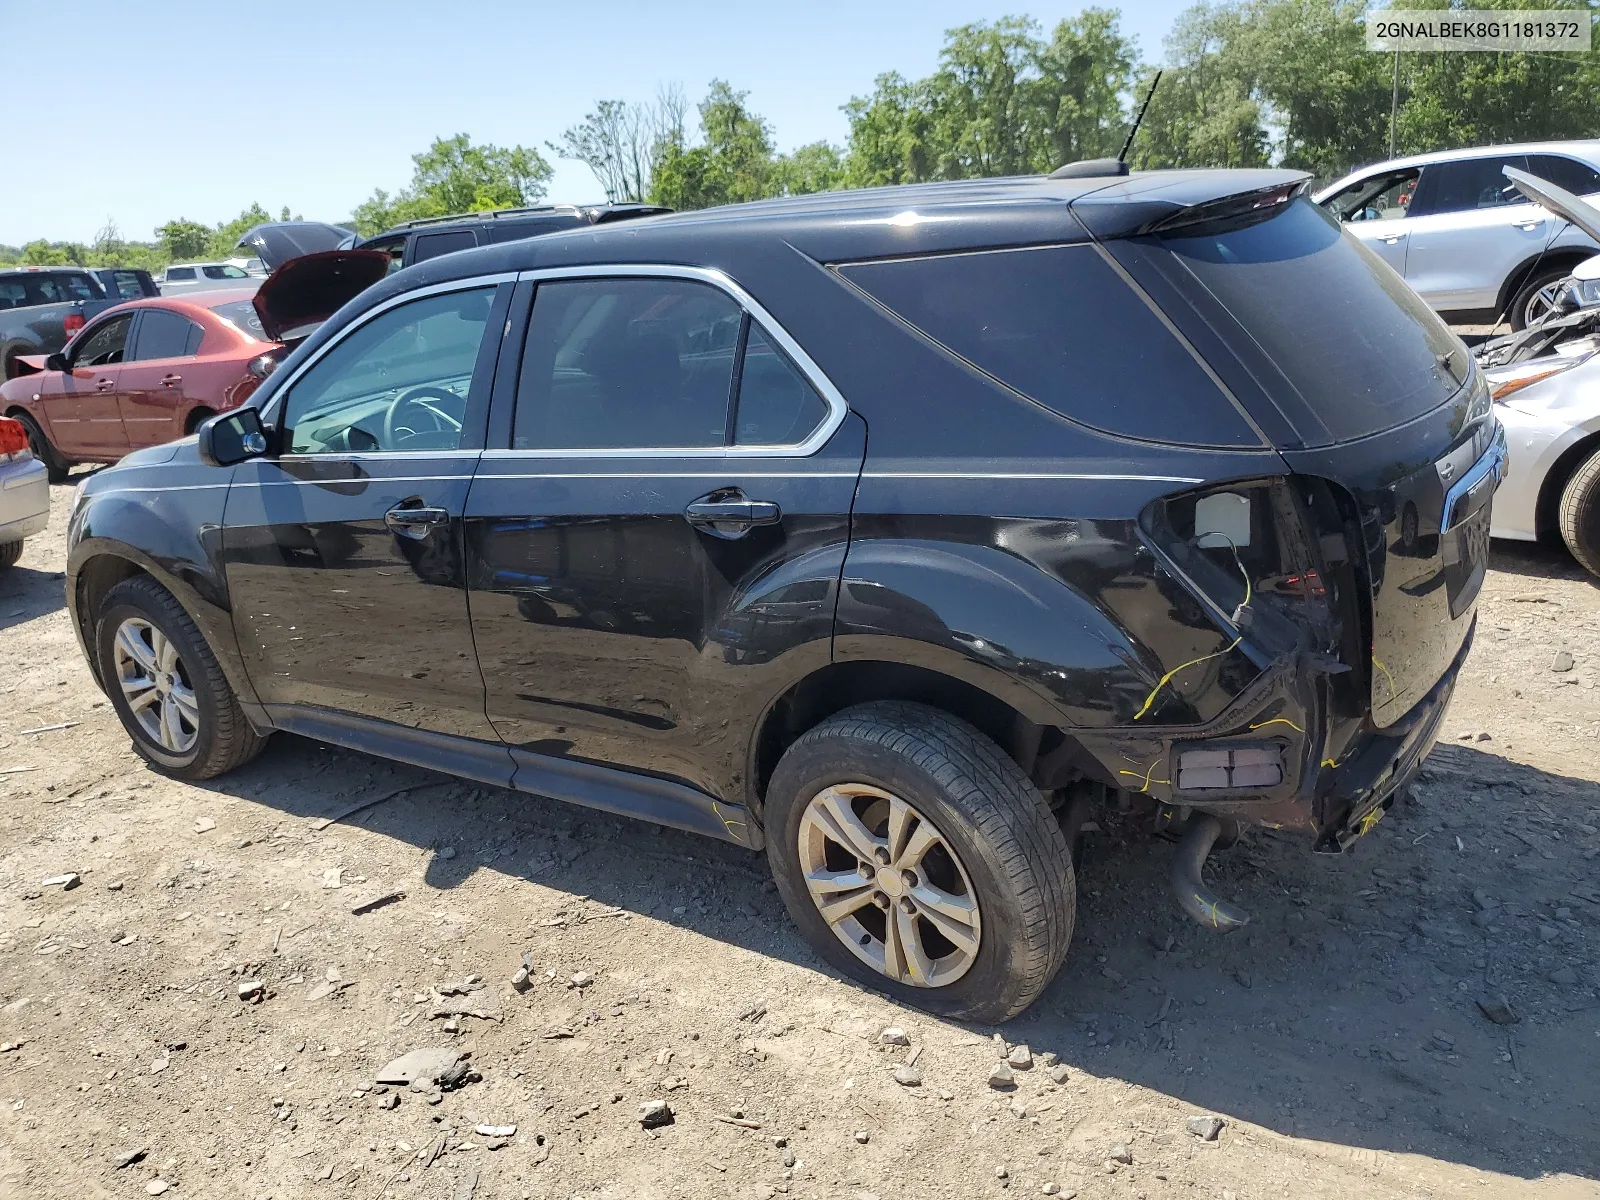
[
  {"left": 1404, "top": 153, "right": 1546, "bottom": 311},
  {"left": 464, "top": 270, "right": 863, "bottom": 801},
  {"left": 118, "top": 308, "right": 204, "bottom": 447},
  {"left": 49, "top": 312, "right": 133, "bottom": 458}
]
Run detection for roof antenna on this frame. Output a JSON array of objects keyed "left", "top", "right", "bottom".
[{"left": 1050, "top": 70, "right": 1161, "bottom": 180}]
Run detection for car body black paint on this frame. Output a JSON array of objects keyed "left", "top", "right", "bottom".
[{"left": 67, "top": 169, "right": 1496, "bottom": 857}]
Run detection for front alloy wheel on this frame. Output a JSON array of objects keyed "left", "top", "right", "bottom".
[
  {"left": 798, "top": 782, "right": 982, "bottom": 988},
  {"left": 112, "top": 617, "right": 200, "bottom": 755}
]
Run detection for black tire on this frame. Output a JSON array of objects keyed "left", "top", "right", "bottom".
[
  {"left": 9, "top": 411, "right": 69, "bottom": 484},
  {"left": 1509, "top": 264, "right": 1571, "bottom": 332},
  {"left": 0, "top": 540, "right": 21, "bottom": 569},
  {"left": 765, "top": 701, "right": 1075, "bottom": 1023},
  {"left": 1558, "top": 444, "right": 1600, "bottom": 579},
  {"left": 95, "top": 575, "right": 267, "bottom": 779}
]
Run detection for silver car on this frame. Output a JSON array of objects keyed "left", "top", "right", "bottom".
[
  {"left": 1316, "top": 140, "right": 1600, "bottom": 330},
  {"left": 0, "top": 415, "right": 48, "bottom": 568}
]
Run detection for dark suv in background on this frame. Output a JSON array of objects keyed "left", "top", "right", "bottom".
[{"left": 66, "top": 170, "right": 1502, "bottom": 1020}]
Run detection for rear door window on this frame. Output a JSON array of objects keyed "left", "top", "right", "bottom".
[
  {"left": 165, "top": 267, "right": 197, "bottom": 281},
  {"left": 105, "top": 270, "right": 148, "bottom": 298},
  {"left": 410, "top": 230, "right": 478, "bottom": 264},
  {"left": 52, "top": 273, "right": 101, "bottom": 301},
  {"left": 131, "top": 309, "right": 201, "bottom": 361},
  {"left": 1416, "top": 155, "right": 1528, "bottom": 216},
  {"left": 838, "top": 244, "right": 1258, "bottom": 447},
  {"left": 1145, "top": 196, "right": 1464, "bottom": 444}
]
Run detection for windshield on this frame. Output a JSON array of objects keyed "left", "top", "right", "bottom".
[
  {"left": 209, "top": 298, "right": 268, "bottom": 341},
  {"left": 1151, "top": 196, "right": 1466, "bottom": 444}
]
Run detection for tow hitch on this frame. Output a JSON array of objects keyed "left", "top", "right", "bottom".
[{"left": 1170, "top": 814, "right": 1250, "bottom": 932}]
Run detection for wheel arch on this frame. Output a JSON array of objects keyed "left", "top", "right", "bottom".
[
  {"left": 1497, "top": 247, "right": 1594, "bottom": 317},
  {"left": 1534, "top": 426, "right": 1600, "bottom": 542},
  {"left": 747, "top": 658, "right": 1102, "bottom": 815},
  {"left": 183, "top": 406, "right": 216, "bottom": 435}
]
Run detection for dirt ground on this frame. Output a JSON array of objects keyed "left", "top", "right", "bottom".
[{"left": 2, "top": 478, "right": 1598, "bottom": 1200}]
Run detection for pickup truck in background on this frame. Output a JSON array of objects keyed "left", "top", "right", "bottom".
[{"left": 0, "top": 267, "right": 159, "bottom": 379}]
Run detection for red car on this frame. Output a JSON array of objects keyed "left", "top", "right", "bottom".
[{"left": 0, "top": 252, "right": 386, "bottom": 481}]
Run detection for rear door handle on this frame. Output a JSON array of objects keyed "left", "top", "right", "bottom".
[
  {"left": 684, "top": 491, "right": 782, "bottom": 537},
  {"left": 161, "top": 374, "right": 182, "bottom": 387},
  {"left": 1380, "top": 235, "right": 1404, "bottom": 244},
  {"left": 384, "top": 502, "right": 451, "bottom": 539}
]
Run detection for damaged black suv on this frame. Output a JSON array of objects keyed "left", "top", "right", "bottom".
[{"left": 67, "top": 169, "right": 1504, "bottom": 1021}]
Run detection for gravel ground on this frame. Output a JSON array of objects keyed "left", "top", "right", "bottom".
[{"left": 1, "top": 478, "right": 1598, "bottom": 1200}]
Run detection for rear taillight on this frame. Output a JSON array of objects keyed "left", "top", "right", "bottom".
[
  {"left": 63, "top": 312, "right": 85, "bottom": 337},
  {"left": 0, "top": 417, "right": 30, "bottom": 458}
]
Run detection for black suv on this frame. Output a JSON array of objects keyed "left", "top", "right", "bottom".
[
  {"left": 67, "top": 170, "right": 1504, "bottom": 1021},
  {"left": 354, "top": 203, "right": 671, "bottom": 271}
]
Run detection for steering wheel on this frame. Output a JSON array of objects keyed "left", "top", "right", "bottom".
[{"left": 382, "top": 385, "right": 463, "bottom": 449}]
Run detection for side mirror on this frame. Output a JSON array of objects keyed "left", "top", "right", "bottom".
[
  {"left": 44, "top": 353, "right": 68, "bottom": 372},
  {"left": 197, "top": 407, "right": 270, "bottom": 467}
]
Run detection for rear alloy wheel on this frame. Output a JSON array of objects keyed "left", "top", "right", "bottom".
[
  {"left": 10, "top": 412, "right": 68, "bottom": 484},
  {"left": 1559, "top": 444, "right": 1600, "bottom": 579},
  {"left": 766, "top": 701, "right": 1074, "bottom": 1022},
  {"left": 96, "top": 575, "right": 267, "bottom": 779},
  {"left": 1510, "top": 265, "right": 1572, "bottom": 332}
]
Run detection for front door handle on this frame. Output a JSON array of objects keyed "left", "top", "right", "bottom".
[
  {"left": 384, "top": 502, "right": 450, "bottom": 539},
  {"left": 1380, "top": 235, "right": 1404, "bottom": 244},
  {"left": 1517, "top": 220, "right": 1545, "bottom": 231},
  {"left": 161, "top": 374, "right": 182, "bottom": 387},
  {"left": 96, "top": 378, "right": 115, "bottom": 391},
  {"left": 684, "top": 491, "right": 782, "bottom": 538}
]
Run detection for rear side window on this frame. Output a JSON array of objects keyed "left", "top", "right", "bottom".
[
  {"left": 839, "top": 245, "right": 1257, "bottom": 447},
  {"left": 106, "top": 270, "right": 148, "bottom": 298},
  {"left": 410, "top": 230, "right": 477, "bottom": 263},
  {"left": 1526, "top": 153, "right": 1600, "bottom": 196},
  {"left": 488, "top": 219, "right": 569, "bottom": 244},
  {"left": 1153, "top": 196, "right": 1464, "bottom": 443},
  {"left": 735, "top": 325, "right": 827, "bottom": 445},
  {"left": 132, "top": 309, "right": 201, "bottom": 361},
  {"left": 1418, "top": 155, "right": 1527, "bottom": 215},
  {"left": 165, "top": 267, "right": 197, "bottom": 281},
  {"left": 52, "top": 273, "right": 100, "bottom": 301}
]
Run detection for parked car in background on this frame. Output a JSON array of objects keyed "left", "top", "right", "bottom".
[
  {"left": 87, "top": 267, "right": 163, "bottom": 301},
  {"left": 0, "top": 266, "right": 159, "bottom": 380},
  {"left": 234, "top": 222, "right": 356, "bottom": 272},
  {"left": 1316, "top": 140, "right": 1600, "bottom": 329},
  {"left": 67, "top": 170, "right": 1500, "bottom": 1021},
  {"left": 0, "top": 414, "right": 48, "bottom": 568},
  {"left": 160, "top": 262, "right": 260, "bottom": 293},
  {"left": 1, "top": 251, "right": 387, "bottom": 480}
]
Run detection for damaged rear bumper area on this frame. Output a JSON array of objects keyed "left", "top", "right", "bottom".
[{"left": 1069, "top": 618, "right": 1471, "bottom": 850}]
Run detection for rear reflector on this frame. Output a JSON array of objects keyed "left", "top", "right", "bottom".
[
  {"left": 1176, "top": 746, "right": 1283, "bottom": 791},
  {"left": 0, "top": 416, "right": 29, "bottom": 457}
]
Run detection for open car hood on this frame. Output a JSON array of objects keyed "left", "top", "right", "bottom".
[
  {"left": 236, "top": 221, "right": 358, "bottom": 270},
  {"left": 1503, "top": 165, "right": 1600, "bottom": 245},
  {"left": 252, "top": 250, "right": 390, "bottom": 343}
]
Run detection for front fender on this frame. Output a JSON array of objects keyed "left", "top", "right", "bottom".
[{"left": 66, "top": 464, "right": 262, "bottom": 717}]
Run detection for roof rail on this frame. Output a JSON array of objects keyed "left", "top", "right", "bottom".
[{"left": 390, "top": 205, "right": 582, "bottom": 230}]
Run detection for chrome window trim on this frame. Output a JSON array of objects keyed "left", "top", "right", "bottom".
[
  {"left": 256, "top": 273, "right": 518, "bottom": 427},
  {"left": 478, "top": 263, "right": 848, "bottom": 460}
]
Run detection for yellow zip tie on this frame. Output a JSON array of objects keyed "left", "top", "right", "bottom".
[
  {"left": 1117, "top": 758, "right": 1170, "bottom": 793},
  {"left": 1372, "top": 655, "right": 1396, "bottom": 698},
  {"left": 1133, "top": 637, "right": 1243, "bottom": 721}
]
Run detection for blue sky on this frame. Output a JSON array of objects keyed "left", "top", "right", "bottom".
[{"left": 0, "top": 0, "right": 1196, "bottom": 245}]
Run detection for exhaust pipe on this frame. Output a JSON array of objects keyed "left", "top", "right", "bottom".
[{"left": 1171, "top": 814, "right": 1250, "bottom": 932}]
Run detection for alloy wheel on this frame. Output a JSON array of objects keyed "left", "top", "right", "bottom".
[
  {"left": 112, "top": 617, "right": 199, "bottom": 755},
  {"left": 796, "top": 782, "right": 982, "bottom": 987},
  {"left": 1524, "top": 281, "right": 1565, "bottom": 328}
]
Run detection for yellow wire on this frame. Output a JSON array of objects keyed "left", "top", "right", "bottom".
[
  {"left": 1133, "top": 637, "right": 1243, "bottom": 721},
  {"left": 1249, "top": 717, "right": 1304, "bottom": 734}
]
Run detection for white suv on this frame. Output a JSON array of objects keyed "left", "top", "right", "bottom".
[{"left": 1316, "top": 140, "right": 1600, "bottom": 329}]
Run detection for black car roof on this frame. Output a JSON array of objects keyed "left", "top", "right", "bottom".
[{"left": 368, "top": 168, "right": 1310, "bottom": 293}]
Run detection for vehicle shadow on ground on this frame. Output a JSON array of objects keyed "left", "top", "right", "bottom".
[
  {"left": 1491, "top": 537, "right": 1598, "bottom": 586},
  {"left": 0, "top": 564, "right": 66, "bottom": 630},
  {"left": 193, "top": 731, "right": 1600, "bottom": 1184}
]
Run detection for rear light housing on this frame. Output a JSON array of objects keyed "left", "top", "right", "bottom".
[
  {"left": 0, "top": 416, "right": 31, "bottom": 460},
  {"left": 62, "top": 312, "right": 85, "bottom": 338}
]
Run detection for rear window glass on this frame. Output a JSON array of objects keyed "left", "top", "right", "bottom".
[
  {"left": 1525, "top": 153, "right": 1600, "bottom": 196},
  {"left": 1155, "top": 197, "right": 1464, "bottom": 443},
  {"left": 838, "top": 244, "right": 1256, "bottom": 447},
  {"left": 209, "top": 298, "right": 267, "bottom": 340}
]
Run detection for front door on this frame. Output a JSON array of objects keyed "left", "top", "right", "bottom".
[
  {"left": 118, "top": 308, "right": 202, "bottom": 447},
  {"left": 464, "top": 273, "right": 864, "bottom": 801},
  {"left": 48, "top": 312, "right": 133, "bottom": 459},
  {"left": 221, "top": 280, "right": 511, "bottom": 744},
  {"left": 1323, "top": 166, "right": 1420, "bottom": 277}
]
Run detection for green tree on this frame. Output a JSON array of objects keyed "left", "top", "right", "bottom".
[
  {"left": 20, "top": 240, "right": 83, "bottom": 266},
  {"left": 156, "top": 218, "right": 214, "bottom": 261},
  {"left": 1127, "top": 5, "right": 1269, "bottom": 170},
  {"left": 650, "top": 81, "right": 783, "bottom": 209},
  {"left": 842, "top": 72, "right": 939, "bottom": 187},
  {"left": 208, "top": 203, "right": 275, "bottom": 259},
  {"left": 775, "top": 141, "right": 846, "bottom": 196},
  {"left": 351, "top": 134, "right": 554, "bottom": 235},
  {"left": 554, "top": 87, "right": 687, "bottom": 202}
]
